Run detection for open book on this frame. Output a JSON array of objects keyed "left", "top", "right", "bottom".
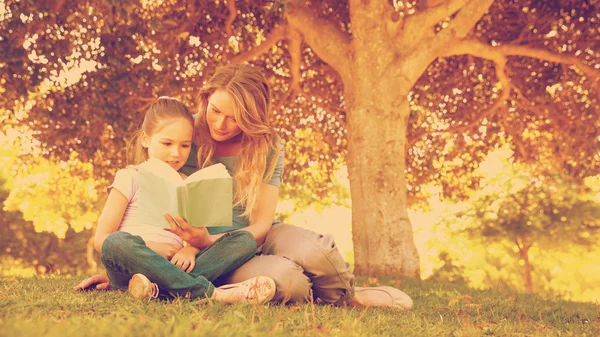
[{"left": 137, "top": 157, "right": 233, "bottom": 228}]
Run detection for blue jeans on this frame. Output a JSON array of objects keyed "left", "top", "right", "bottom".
[{"left": 100, "top": 230, "right": 256, "bottom": 299}]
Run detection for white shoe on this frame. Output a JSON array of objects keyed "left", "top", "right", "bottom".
[
  {"left": 128, "top": 274, "right": 159, "bottom": 300},
  {"left": 352, "top": 286, "right": 413, "bottom": 310},
  {"left": 217, "top": 276, "right": 276, "bottom": 304}
]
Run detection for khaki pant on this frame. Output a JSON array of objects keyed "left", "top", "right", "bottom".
[{"left": 216, "top": 223, "right": 355, "bottom": 304}]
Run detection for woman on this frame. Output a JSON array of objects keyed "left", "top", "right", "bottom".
[{"left": 167, "top": 64, "right": 413, "bottom": 310}]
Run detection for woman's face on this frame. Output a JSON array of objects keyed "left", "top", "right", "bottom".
[{"left": 206, "top": 89, "right": 243, "bottom": 142}]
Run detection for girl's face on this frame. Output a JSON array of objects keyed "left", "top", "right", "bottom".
[
  {"left": 142, "top": 117, "right": 193, "bottom": 171},
  {"left": 206, "top": 89, "right": 243, "bottom": 142}
]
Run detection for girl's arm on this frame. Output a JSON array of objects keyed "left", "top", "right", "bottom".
[
  {"left": 95, "top": 189, "right": 180, "bottom": 258},
  {"left": 93, "top": 189, "right": 128, "bottom": 253}
]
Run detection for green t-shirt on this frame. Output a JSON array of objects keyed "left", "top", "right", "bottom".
[{"left": 180, "top": 140, "right": 284, "bottom": 234}]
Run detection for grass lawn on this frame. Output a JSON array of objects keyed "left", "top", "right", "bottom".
[{"left": 0, "top": 276, "right": 598, "bottom": 336}]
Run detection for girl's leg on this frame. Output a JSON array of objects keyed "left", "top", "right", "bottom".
[
  {"left": 188, "top": 230, "right": 257, "bottom": 282},
  {"left": 259, "top": 223, "right": 355, "bottom": 305},
  {"left": 217, "top": 254, "right": 313, "bottom": 304},
  {"left": 101, "top": 231, "right": 213, "bottom": 299},
  {"left": 101, "top": 230, "right": 258, "bottom": 300}
]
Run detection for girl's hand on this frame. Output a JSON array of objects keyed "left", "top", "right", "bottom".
[
  {"left": 73, "top": 274, "right": 111, "bottom": 291},
  {"left": 146, "top": 241, "right": 180, "bottom": 260},
  {"left": 163, "top": 213, "right": 214, "bottom": 249},
  {"left": 170, "top": 246, "right": 200, "bottom": 272}
]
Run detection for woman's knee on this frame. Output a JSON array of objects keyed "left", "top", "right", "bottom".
[
  {"left": 263, "top": 224, "right": 319, "bottom": 259},
  {"left": 269, "top": 258, "right": 312, "bottom": 304},
  {"left": 225, "top": 254, "right": 313, "bottom": 304},
  {"left": 262, "top": 224, "right": 355, "bottom": 303},
  {"left": 264, "top": 225, "right": 344, "bottom": 272}
]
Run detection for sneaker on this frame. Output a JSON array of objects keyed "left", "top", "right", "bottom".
[
  {"left": 216, "top": 276, "right": 276, "bottom": 304},
  {"left": 128, "top": 273, "right": 159, "bottom": 300}
]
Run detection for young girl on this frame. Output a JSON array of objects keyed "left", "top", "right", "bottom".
[
  {"left": 76, "top": 97, "right": 276, "bottom": 304},
  {"left": 166, "top": 65, "right": 413, "bottom": 310}
]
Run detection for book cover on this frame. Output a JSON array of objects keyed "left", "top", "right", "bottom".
[{"left": 137, "top": 158, "right": 233, "bottom": 228}]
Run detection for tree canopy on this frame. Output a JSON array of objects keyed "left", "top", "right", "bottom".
[{"left": 2, "top": 0, "right": 597, "bottom": 207}]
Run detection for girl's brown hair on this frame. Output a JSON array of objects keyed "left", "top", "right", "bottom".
[{"left": 127, "top": 97, "right": 193, "bottom": 165}]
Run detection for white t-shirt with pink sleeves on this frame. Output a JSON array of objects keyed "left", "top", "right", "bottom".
[{"left": 108, "top": 167, "right": 183, "bottom": 247}]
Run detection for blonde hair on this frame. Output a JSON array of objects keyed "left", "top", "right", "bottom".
[
  {"left": 127, "top": 97, "right": 193, "bottom": 165},
  {"left": 195, "top": 64, "right": 280, "bottom": 217}
]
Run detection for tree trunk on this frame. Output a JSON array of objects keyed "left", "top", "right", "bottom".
[
  {"left": 86, "top": 234, "right": 98, "bottom": 273},
  {"left": 519, "top": 246, "right": 533, "bottom": 293},
  {"left": 517, "top": 235, "right": 533, "bottom": 293},
  {"left": 346, "top": 80, "right": 420, "bottom": 277}
]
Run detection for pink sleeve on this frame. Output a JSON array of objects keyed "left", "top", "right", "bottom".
[{"left": 106, "top": 168, "right": 138, "bottom": 202}]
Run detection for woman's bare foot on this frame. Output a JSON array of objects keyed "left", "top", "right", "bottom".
[{"left": 212, "top": 276, "right": 276, "bottom": 304}]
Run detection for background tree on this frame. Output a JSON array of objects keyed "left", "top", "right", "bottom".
[
  {"left": 440, "top": 146, "right": 600, "bottom": 293},
  {"left": 0, "top": 133, "right": 101, "bottom": 272},
  {"left": 0, "top": 168, "right": 93, "bottom": 275},
  {"left": 1, "top": 0, "right": 598, "bottom": 277}
]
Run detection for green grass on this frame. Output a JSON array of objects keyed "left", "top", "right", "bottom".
[{"left": 0, "top": 276, "right": 598, "bottom": 337}]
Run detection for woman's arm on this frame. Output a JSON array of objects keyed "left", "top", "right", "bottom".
[
  {"left": 93, "top": 189, "right": 128, "bottom": 253},
  {"left": 237, "top": 183, "right": 279, "bottom": 246}
]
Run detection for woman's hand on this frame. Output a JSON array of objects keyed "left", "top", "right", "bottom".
[
  {"left": 163, "top": 213, "right": 214, "bottom": 249},
  {"left": 170, "top": 246, "right": 200, "bottom": 272},
  {"left": 73, "top": 274, "right": 110, "bottom": 291},
  {"left": 146, "top": 241, "right": 181, "bottom": 260}
]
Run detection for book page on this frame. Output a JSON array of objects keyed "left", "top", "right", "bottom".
[
  {"left": 137, "top": 159, "right": 181, "bottom": 228},
  {"left": 180, "top": 178, "right": 233, "bottom": 227},
  {"left": 138, "top": 157, "right": 185, "bottom": 186},
  {"left": 184, "top": 163, "right": 230, "bottom": 184}
]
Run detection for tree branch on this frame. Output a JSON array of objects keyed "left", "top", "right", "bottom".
[
  {"left": 230, "top": 25, "right": 288, "bottom": 64},
  {"left": 348, "top": 0, "right": 390, "bottom": 14},
  {"left": 230, "top": 25, "right": 303, "bottom": 95},
  {"left": 348, "top": 0, "right": 399, "bottom": 43},
  {"left": 442, "top": 39, "right": 600, "bottom": 80},
  {"left": 409, "top": 39, "right": 512, "bottom": 148},
  {"left": 229, "top": 4, "right": 351, "bottom": 92},
  {"left": 286, "top": 5, "right": 351, "bottom": 75},
  {"left": 404, "top": 0, "right": 493, "bottom": 65},
  {"left": 416, "top": 36, "right": 600, "bottom": 152},
  {"left": 287, "top": 28, "right": 303, "bottom": 94},
  {"left": 499, "top": 44, "right": 600, "bottom": 80},
  {"left": 408, "top": 0, "right": 470, "bottom": 29},
  {"left": 447, "top": 0, "right": 495, "bottom": 39},
  {"left": 515, "top": 237, "right": 523, "bottom": 252},
  {"left": 53, "top": 0, "right": 66, "bottom": 13},
  {"left": 225, "top": 0, "right": 237, "bottom": 37}
]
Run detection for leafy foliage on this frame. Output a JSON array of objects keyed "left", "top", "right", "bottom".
[
  {"left": 409, "top": 0, "right": 600, "bottom": 204},
  {"left": 436, "top": 146, "right": 600, "bottom": 294},
  {"left": 0, "top": 176, "right": 92, "bottom": 275},
  {"left": 459, "top": 152, "right": 600, "bottom": 251},
  {"left": 1, "top": 0, "right": 598, "bottom": 210},
  {"left": 4, "top": 151, "right": 100, "bottom": 238}
]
